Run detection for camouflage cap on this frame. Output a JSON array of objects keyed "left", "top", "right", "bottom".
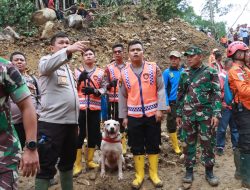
[{"left": 184, "top": 46, "right": 203, "bottom": 56}]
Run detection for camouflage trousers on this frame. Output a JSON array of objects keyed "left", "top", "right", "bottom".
[
  {"left": 0, "top": 170, "right": 18, "bottom": 190},
  {"left": 180, "top": 118, "right": 216, "bottom": 168}
]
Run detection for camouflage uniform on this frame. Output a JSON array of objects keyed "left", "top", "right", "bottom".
[
  {"left": 176, "top": 64, "right": 221, "bottom": 169},
  {"left": 0, "top": 57, "right": 30, "bottom": 189}
]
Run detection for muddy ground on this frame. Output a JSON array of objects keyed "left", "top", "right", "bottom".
[{"left": 18, "top": 122, "right": 244, "bottom": 190}]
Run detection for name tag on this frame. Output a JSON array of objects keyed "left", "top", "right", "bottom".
[
  {"left": 58, "top": 76, "right": 68, "bottom": 85},
  {"left": 56, "top": 69, "right": 68, "bottom": 85}
]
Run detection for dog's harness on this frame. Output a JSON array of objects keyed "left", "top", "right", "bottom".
[{"left": 102, "top": 137, "right": 121, "bottom": 143}]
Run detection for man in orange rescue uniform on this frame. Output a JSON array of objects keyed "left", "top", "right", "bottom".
[
  {"left": 119, "top": 40, "right": 167, "bottom": 189},
  {"left": 227, "top": 41, "right": 250, "bottom": 188},
  {"left": 73, "top": 48, "right": 107, "bottom": 176},
  {"left": 105, "top": 43, "right": 127, "bottom": 154}
]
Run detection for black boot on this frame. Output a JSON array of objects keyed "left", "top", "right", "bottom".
[
  {"left": 183, "top": 167, "right": 193, "bottom": 183},
  {"left": 234, "top": 148, "right": 241, "bottom": 180},
  {"left": 205, "top": 167, "right": 219, "bottom": 186}
]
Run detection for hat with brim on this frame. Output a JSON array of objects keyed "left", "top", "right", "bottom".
[
  {"left": 169, "top": 51, "right": 182, "bottom": 58},
  {"left": 184, "top": 46, "right": 202, "bottom": 56}
]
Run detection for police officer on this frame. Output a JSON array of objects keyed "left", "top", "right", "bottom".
[
  {"left": 105, "top": 44, "right": 127, "bottom": 154},
  {"left": 119, "top": 40, "right": 167, "bottom": 189},
  {"left": 73, "top": 48, "right": 106, "bottom": 176},
  {"left": 227, "top": 41, "right": 250, "bottom": 188},
  {"left": 176, "top": 46, "right": 221, "bottom": 186}
]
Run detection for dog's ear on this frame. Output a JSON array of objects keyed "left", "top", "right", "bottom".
[
  {"left": 116, "top": 121, "right": 120, "bottom": 127},
  {"left": 104, "top": 120, "right": 108, "bottom": 126}
]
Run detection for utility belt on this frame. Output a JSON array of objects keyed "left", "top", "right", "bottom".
[{"left": 232, "top": 102, "right": 249, "bottom": 112}]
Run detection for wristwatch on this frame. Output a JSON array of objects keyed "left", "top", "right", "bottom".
[{"left": 25, "top": 141, "right": 37, "bottom": 151}]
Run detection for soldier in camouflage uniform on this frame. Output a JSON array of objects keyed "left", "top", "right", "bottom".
[
  {"left": 176, "top": 46, "right": 222, "bottom": 186},
  {"left": 0, "top": 57, "right": 39, "bottom": 189}
]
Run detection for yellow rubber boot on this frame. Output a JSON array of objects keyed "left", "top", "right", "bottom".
[
  {"left": 132, "top": 155, "right": 145, "bottom": 189},
  {"left": 148, "top": 154, "right": 163, "bottom": 187},
  {"left": 87, "top": 148, "right": 99, "bottom": 168},
  {"left": 122, "top": 132, "right": 127, "bottom": 154},
  {"left": 73, "top": 149, "right": 83, "bottom": 176},
  {"left": 170, "top": 132, "right": 181, "bottom": 154}
]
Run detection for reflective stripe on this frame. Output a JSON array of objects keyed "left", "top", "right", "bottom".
[
  {"left": 124, "top": 69, "right": 131, "bottom": 89},
  {"left": 107, "top": 93, "right": 118, "bottom": 102},
  {"left": 109, "top": 67, "right": 116, "bottom": 80},
  {"left": 148, "top": 64, "right": 154, "bottom": 85}
]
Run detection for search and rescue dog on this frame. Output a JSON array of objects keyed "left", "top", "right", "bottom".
[{"left": 100, "top": 119, "right": 124, "bottom": 180}]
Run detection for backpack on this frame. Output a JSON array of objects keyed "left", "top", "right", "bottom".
[{"left": 224, "top": 74, "right": 233, "bottom": 105}]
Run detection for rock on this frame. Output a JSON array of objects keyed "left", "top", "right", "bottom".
[
  {"left": 88, "top": 173, "right": 97, "bottom": 180},
  {"left": 179, "top": 153, "right": 185, "bottom": 163},
  {"left": 182, "top": 183, "right": 192, "bottom": 190},
  {"left": 126, "top": 163, "right": 133, "bottom": 170},
  {"left": 165, "top": 160, "right": 177, "bottom": 166},
  {"left": 76, "top": 178, "right": 90, "bottom": 186},
  {"left": 65, "top": 14, "right": 83, "bottom": 29},
  {"left": 32, "top": 8, "right": 57, "bottom": 25},
  {"left": 0, "top": 26, "right": 20, "bottom": 42},
  {"left": 41, "top": 21, "right": 55, "bottom": 39}
]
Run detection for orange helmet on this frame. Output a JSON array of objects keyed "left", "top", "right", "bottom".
[{"left": 227, "top": 41, "right": 249, "bottom": 57}]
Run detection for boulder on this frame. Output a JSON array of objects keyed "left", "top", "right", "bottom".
[
  {"left": 0, "top": 26, "right": 20, "bottom": 42},
  {"left": 65, "top": 14, "right": 83, "bottom": 29},
  {"left": 32, "top": 8, "right": 57, "bottom": 25},
  {"left": 41, "top": 21, "right": 55, "bottom": 39}
]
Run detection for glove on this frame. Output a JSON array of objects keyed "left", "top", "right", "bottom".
[
  {"left": 78, "top": 71, "right": 89, "bottom": 83},
  {"left": 109, "top": 79, "right": 118, "bottom": 88},
  {"left": 82, "top": 87, "right": 95, "bottom": 95}
]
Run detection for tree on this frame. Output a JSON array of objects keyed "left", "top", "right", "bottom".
[
  {"left": 201, "top": 0, "right": 233, "bottom": 36},
  {"left": 182, "top": 5, "right": 226, "bottom": 39},
  {"left": 155, "top": 0, "right": 188, "bottom": 21}
]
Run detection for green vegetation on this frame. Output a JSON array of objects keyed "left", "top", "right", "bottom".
[
  {"left": 0, "top": 0, "right": 37, "bottom": 36},
  {"left": 0, "top": 0, "right": 229, "bottom": 38}
]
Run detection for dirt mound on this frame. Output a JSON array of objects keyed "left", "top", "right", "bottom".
[{"left": 0, "top": 9, "right": 222, "bottom": 72}]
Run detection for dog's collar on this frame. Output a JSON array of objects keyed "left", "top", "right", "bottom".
[{"left": 102, "top": 137, "right": 121, "bottom": 143}]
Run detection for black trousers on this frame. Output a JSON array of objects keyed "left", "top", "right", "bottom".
[
  {"left": 166, "top": 103, "right": 177, "bottom": 133},
  {"left": 14, "top": 123, "right": 25, "bottom": 149},
  {"left": 36, "top": 121, "right": 78, "bottom": 179},
  {"left": 233, "top": 108, "right": 250, "bottom": 153},
  {"left": 127, "top": 116, "right": 161, "bottom": 155},
  {"left": 108, "top": 101, "right": 125, "bottom": 133},
  {"left": 77, "top": 109, "right": 102, "bottom": 149}
]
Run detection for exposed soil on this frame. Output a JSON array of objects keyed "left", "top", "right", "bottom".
[{"left": 18, "top": 122, "right": 243, "bottom": 190}]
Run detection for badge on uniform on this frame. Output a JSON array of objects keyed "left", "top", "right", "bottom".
[
  {"left": 58, "top": 76, "right": 67, "bottom": 85},
  {"left": 143, "top": 73, "right": 149, "bottom": 80},
  {"left": 93, "top": 75, "right": 98, "bottom": 81},
  {"left": 56, "top": 69, "right": 68, "bottom": 85}
]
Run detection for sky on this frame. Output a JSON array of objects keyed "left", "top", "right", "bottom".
[{"left": 188, "top": 0, "right": 250, "bottom": 29}]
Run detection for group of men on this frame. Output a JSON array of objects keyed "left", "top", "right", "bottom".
[{"left": 1, "top": 31, "right": 250, "bottom": 190}]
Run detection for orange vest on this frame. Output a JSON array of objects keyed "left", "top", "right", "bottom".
[
  {"left": 107, "top": 63, "right": 125, "bottom": 102},
  {"left": 76, "top": 67, "right": 104, "bottom": 110},
  {"left": 121, "top": 62, "right": 158, "bottom": 118}
]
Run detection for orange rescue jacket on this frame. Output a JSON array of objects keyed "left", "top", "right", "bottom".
[
  {"left": 106, "top": 63, "right": 124, "bottom": 102},
  {"left": 228, "top": 62, "right": 250, "bottom": 109},
  {"left": 76, "top": 66, "right": 104, "bottom": 110},
  {"left": 121, "top": 61, "right": 158, "bottom": 118}
]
